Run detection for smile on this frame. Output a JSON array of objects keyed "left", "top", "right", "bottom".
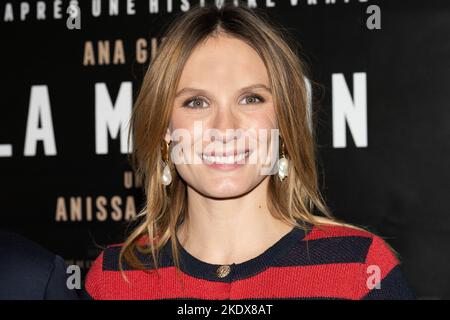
[{"left": 201, "top": 150, "right": 251, "bottom": 165}]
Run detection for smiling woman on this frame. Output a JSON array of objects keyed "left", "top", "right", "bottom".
[{"left": 82, "top": 2, "right": 415, "bottom": 300}]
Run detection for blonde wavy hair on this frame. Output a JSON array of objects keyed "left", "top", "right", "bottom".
[{"left": 119, "top": 2, "right": 352, "bottom": 287}]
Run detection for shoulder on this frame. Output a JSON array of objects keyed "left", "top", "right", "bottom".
[
  {"left": 85, "top": 235, "right": 155, "bottom": 275},
  {"left": 83, "top": 243, "right": 124, "bottom": 300},
  {"left": 0, "top": 230, "right": 55, "bottom": 269},
  {"left": 0, "top": 230, "right": 78, "bottom": 299},
  {"left": 306, "top": 219, "right": 400, "bottom": 266},
  {"left": 304, "top": 219, "right": 415, "bottom": 299},
  {"left": 83, "top": 238, "right": 163, "bottom": 300}
]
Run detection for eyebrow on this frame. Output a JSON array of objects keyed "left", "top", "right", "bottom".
[{"left": 174, "top": 83, "right": 272, "bottom": 99}]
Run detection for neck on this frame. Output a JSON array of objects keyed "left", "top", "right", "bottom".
[{"left": 176, "top": 177, "right": 292, "bottom": 265}]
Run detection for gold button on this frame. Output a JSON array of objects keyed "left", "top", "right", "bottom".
[{"left": 216, "top": 265, "right": 231, "bottom": 278}]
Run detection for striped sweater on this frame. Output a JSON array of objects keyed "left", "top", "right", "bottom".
[{"left": 82, "top": 223, "right": 415, "bottom": 300}]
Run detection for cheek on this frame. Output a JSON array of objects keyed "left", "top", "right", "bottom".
[
  {"left": 246, "top": 104, "right": 277, "bottom": 129},
  {"left": 170, "top": 111, "right": 190, "bottom": 130},
  {"left": 169, "top": 113, "right": 197, "bottom": 152},
  {"left": 247, "top": 109, "right": 278, "bottom": 172},
  {"left": 246, "top": 108, "right": 278, "bottom": 145}
]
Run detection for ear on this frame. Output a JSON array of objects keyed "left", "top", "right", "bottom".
[{"left": 164, "top": 126, "right": 171, "bottom": 144}]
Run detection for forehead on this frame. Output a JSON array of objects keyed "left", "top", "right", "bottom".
[{"left": 177, "top": 35, "right": 270, "bottom": 91}]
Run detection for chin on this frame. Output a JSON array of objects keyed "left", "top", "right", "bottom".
[
  {"left": 179, "top": 167, "right": 266, "bottom": 198},
  {"left": 196, "top": 181, "right": 254, "bottom": 199},
  {"left": 202, "top": 188, "right": 249, "bottom": 199}
]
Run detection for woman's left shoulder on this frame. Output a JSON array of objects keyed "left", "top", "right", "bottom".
[
  {"left": 307, "top": 217, "right": 416, "bottom": 299},
  {"left": 324, "top": 223, "right": 401, "bottom": 267},
  {"left": 307, "top": 217, "right": 399, "bottom": 260}
]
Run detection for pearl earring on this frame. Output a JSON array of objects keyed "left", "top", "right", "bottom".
[
  {"left": 278, "top": 137, "right": 289, "bottom": 181},
  {"left": 161, "top": 140, "right": 172, "bottom": 186}
]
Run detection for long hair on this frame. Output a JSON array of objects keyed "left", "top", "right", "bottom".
[{"left": 119, "top": 2, "right": 346, "bottom": 288}]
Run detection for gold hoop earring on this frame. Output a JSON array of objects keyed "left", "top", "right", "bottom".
[
  {"left": 161, "top": 139, "right": 172, "bottom": 186},
  {"left": 278, "top": 137, "right": 289, "bottom": 181}
]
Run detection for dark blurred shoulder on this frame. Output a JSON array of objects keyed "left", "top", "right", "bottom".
[{"left": 0, "top": 230, "right": 79, "bottom": 300}]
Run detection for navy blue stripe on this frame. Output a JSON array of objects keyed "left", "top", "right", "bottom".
[
  {"left": 103, "top": 245, "right": 175, "bottom": 271},
  {"left": 103, "top": 234, "right": 373, "bottom": 272},
  {"left": 273, "top": 236, "right": 373, "bottom": 267}
]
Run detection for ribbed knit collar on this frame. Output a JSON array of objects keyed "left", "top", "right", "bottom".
[{"left": 167, "top": 222, "right": 313, "bottom": 282}]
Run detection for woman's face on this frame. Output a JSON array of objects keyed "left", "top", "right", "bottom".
[{"left": 166, "top": 35, "right": 278, "bottom": 198}]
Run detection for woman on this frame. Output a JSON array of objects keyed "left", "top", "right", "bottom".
[{"left": 83, "top": 3, "right": 415, "bottom": 300}]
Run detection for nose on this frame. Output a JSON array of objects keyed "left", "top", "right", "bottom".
[{"left": 209, "top": 107, "right": 240, "bottom": 144}]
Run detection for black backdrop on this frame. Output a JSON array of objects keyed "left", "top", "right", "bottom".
[{"left": 1, "top": 0, "right": 449, "bottom": 299}]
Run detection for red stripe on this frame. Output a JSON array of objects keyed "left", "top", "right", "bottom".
[
  {"left": 355, "top": 235, "right": 399, "bottom": 298},
  {"left": 305, "top": 225, "right": 374, "bottom": 241},
  {"left": 91, "top": 263, "right": 369, "bottom": 300},
  {"left": 230, "top": 264, "right": 364, "bottom": 299},
  {"left": 84, "top": 251, "right": 104, "bottom": 299},
  {"left": 101, "top": 267, "right": 231, "bottom": 300}
]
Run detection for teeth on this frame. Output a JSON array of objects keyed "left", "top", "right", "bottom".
[{"left": 202, "top": 151, "right": 249, "bottom": 164}]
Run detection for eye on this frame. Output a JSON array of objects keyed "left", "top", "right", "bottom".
[
  {"left": 183, "top": 97, "right": 209, "bottom": 109},
  {"left": 240, "top": 94, "right": 265, "bottom": 105}
]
